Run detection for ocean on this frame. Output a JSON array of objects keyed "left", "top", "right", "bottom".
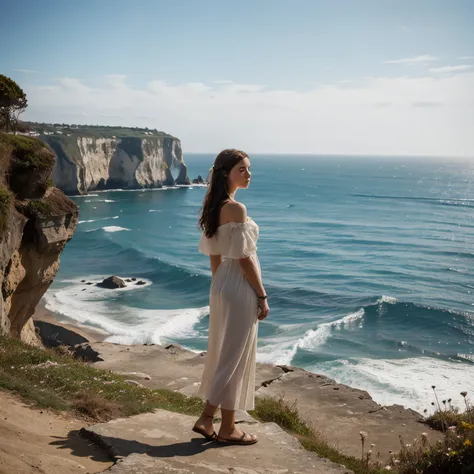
[{"left": 44, "top": 154, "right": 474, "bottom": 414}]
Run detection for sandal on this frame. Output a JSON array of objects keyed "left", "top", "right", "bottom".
[
  {"left": 192, "top": 413, "right": 217, "bottom": 441},
  {"left": 217, "top": 431, "right": 258, "bottom": 446},
  {"left": 192, "top": 426, "right": 217, "bottom": 441}
]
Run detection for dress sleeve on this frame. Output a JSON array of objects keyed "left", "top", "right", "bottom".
[
  {"left": 198, "top": 233, "right": 215, "bottom": 256},
  {"left": 226, "top": 222, "right": 258, "bottom": 259}
]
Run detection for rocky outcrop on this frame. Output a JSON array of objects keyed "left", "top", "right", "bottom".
[
  {"left": 43, "top": 134, "right": 190, "bottom": 194},
  {"left": 0, "top": 134, "right": 78, "bottom": 345},
  {"left": 192, "top": 174, "right": 204, "bottom": 184},
  {"left": 97, "top": 276, "right": 126, "bottom": 289}
]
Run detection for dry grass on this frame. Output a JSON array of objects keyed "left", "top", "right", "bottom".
[{"left": 72, "top": 391, "right": 122, "bottom": 422}]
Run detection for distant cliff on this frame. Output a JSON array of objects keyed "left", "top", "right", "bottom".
[
  {"left": 0, "top": 133, "right": 78, "bottom": 345},
  {"left": 23, "top": 124, "right": 190, "bottom": 195}
]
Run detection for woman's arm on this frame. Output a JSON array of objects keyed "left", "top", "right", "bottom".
[
  {"left": 240, "top": 257, "right": 269, "bottom": 320},
  {"left": 238, "top": 258, "right": 265, "bottom": 297},
  {"left": 210, "top": 254, "right": 222, "bottom": 276}
]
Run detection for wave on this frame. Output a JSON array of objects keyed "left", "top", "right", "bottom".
[
  {"left": 44, "top": 277, "right": 209, "bottom": 345},
  {"left": 350, "top": 193, "right": 474, "bottom": 209},
  {"left": 102, "top": 226, "right": 130, "bottom": 233},
  {"left": 70, "top": 194, "right": 99, "bottom": 198},
  {"left": 78, "top": 216, "right": 119, "bottom": 224},
  {"left": 258, "top": 308, "right": 366, "bottom": 365},
  {"left": 257, "top": 295, "right": 472, "bottom": 365},
  {"left": 313, "top": 356, "right": 474, "bottom": 413}
]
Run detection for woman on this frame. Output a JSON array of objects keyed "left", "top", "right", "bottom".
[{"left": 193, "top": 149, "right": 270, "bottom": 446}]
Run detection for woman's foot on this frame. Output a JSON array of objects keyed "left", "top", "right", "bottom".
[
  {"left": 192, "top": 414, "right": 216, "bottom": 441},
  {"left": 217, "top": 427, "right": 258, "bottom": 445}
]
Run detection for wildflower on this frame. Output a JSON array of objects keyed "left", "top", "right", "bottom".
[
  {"left": 432, "top": 385, "right": 436, "bottom": 389},
  {"left": 449, "top": 450, "right": 457, "bottom": 457},
  {"left": 371, "top": 444, "right": 375, "bottom": 448},
  {"left": 461, "top": 391, "right": 468, "bottom": 397},
  {"left": 464, "top": 440, "right": 472, "bottom": 447},
  {"left": 431, "top": 402, "right": 435, "bottom": 406},
  {"left": 360, "top": 431, "right": 368, "bottom": 441},
  {"left": 406, "top": 444, "right": 412, "bottom": 447},
  {"left": 384, "top": 466, "right": 392, "bottom": 471},
  {"left": 448, "top": 426, "right": 456, "bottom": 432},
  {"left": 448, "top": 398, "right": 452, "bottom": 403}
]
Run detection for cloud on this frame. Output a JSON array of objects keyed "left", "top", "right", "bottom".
[
  {"left": 459, "top": 56, "right": 474, "bottom": 60},
  {"left": 14, "top": 69, "right": 38, "bottom": 74},
  {"left": 22, "top": 72, "right": 474, "bottom": 157},
  {"left": 411, "top": 101, "right": 443, "bottom": 107},
  {"left": 429, "top": 65, "right": 472, "bottom": 74},
  {"left": 385, "top": 55, "right": 438, "bottom": 65}
]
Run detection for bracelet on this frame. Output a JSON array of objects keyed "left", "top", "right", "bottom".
[{"left": 257, "top": 295, "right": 267, "bottom": 300}]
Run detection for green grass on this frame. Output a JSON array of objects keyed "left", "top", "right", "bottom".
[
  {"left": 0, "top": 134, "right": 55, "bottom": 172},
  {"left": 26, "top": 200, "right": 53, "bottom": 217},
  {"left": 0, "top": 184, "right": 12, "bottom": 232},
  {"left": 250, "top": 397, "right": 385, "bottom": 474},
  {"left": 22, "top": 122, "right": 176, "bottom": 140},
  {"left": 0, "top": 334, "right": 204, "bottom": 422}
]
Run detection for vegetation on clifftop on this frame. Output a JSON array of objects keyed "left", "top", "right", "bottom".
[
  {"left": 23, "top": 122, "right": 177, "bottom": 140},
  {"left": 0, "top": 185, "right": 12, "bottom": 232},
  {"left": 1, "top": 134, "right": 55, "bottom": 172}
]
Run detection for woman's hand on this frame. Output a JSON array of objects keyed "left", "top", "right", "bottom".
[{"left": 257, "top": 299, "right": 270, "bottom": 320}]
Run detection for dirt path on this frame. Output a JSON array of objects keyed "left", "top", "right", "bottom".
[{"left": 0, "top": 390, "right": 113, "bottom": 474}]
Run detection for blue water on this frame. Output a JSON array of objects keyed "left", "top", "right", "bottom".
[{"left": 44, "top": 154, "right": 474, "bottom": 413}]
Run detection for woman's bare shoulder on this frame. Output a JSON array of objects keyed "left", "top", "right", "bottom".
[{"left": 221, "top": 200, "right": 247, "bottom": 224}]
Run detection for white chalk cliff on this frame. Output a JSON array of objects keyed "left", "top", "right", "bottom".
[{"left": 43, "top": 135, "right": 190, "bottom": 194}]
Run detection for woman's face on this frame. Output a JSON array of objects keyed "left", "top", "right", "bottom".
[{"left": 228, "top": 157, "right": 251, "bottom": 190}]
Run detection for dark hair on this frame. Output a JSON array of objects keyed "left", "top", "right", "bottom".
[{"left": 198, "top": 149, "right": 249, "bottom": 238}]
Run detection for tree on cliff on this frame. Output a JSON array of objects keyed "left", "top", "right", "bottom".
[{"left": 0, "top": 75, "right": 27, "bottom": 132}]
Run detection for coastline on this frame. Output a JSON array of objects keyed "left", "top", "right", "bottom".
[
  {"left": 31, "top": 297, "right": 444, "bottom": 461},
  {"left": 33, "top": 298, "right": 107, "bottom": 343}
]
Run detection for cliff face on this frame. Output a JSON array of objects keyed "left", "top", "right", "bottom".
[
  {"left": 43, "top": 135, "right": 190, "bottom": 194},
  {"left": 0, "top": 134, "right": 78, "bottom": 345}
]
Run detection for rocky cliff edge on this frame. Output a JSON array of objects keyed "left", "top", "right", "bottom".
[{"left": 0, "top": 133, "right": 78, "bottom": 344}]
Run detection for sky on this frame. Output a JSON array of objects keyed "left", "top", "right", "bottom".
[{"left": 1, "top": 0, "right": 473, "bottom": 156}]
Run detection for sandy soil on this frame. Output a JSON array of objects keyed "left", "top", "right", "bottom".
[{"left": 0, "top": 391, "right": 113, "bottom": 474}]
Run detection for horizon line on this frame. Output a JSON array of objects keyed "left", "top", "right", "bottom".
[{"left": 183, "top": 152, "right": 474, "bottom": 159}]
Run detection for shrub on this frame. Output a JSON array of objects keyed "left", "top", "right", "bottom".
[
  {"left": 3, "top": 134, "right": 55, "bottom": 172},
  {"left": 0, "top": 184, "right": 12, "bottom": 232}
]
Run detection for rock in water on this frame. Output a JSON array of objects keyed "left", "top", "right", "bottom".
[
  {"left": 192, "top": 175, "right": 204, "bottom": 184},
  {"left": 97, "top": 276, "right": 126, "bottom": 289},
  {"left": 135, "top": 280, "right": 146, "bottom": 285}
]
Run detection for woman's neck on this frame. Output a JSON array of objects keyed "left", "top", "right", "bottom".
[{"left": 228, "top": 188, "right": 237, "bottom": 200}]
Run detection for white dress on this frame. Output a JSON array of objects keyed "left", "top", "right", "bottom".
[{"left": 198, "top": 218, "right": 260, "bottom": 411}]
